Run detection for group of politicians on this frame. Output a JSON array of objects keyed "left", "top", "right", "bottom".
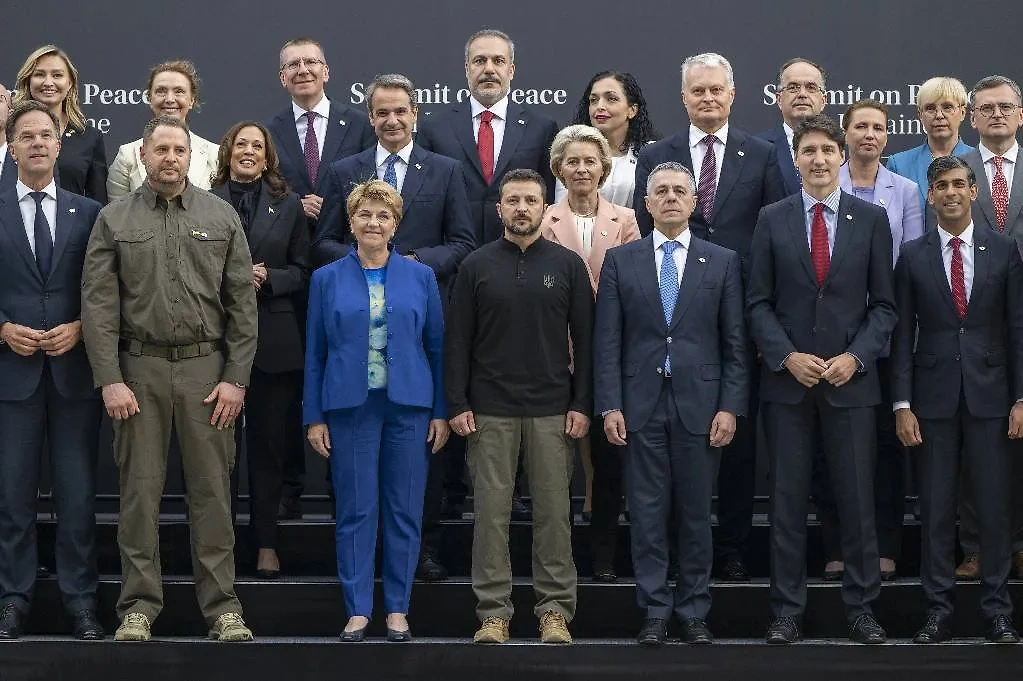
[{"left": 0, "top": 28, "right": 1021, "bottom": 648}]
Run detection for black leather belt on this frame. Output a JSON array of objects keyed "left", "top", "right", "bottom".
[{"left": 119, "top": 339, "right": 223, "bottom": 361}]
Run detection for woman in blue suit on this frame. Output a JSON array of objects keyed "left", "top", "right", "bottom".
[{"left": 304, "top": 179, "right": 449, "bottom": 642}]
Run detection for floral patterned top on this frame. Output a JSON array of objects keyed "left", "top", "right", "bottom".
[{"left": 364, "top": 266, "right": 388, "bottom": 389}]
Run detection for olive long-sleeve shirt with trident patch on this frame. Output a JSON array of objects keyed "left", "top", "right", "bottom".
[{"left": 81, "top": 182, "right": 258, "bottom": 387}]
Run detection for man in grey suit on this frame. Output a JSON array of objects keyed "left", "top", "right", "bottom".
[
  {"left": 959, "top": 75, "right": 1023, "bottom": 579},
  {"left": 594, "top": 161, "right": 747, "bottom": 646}
]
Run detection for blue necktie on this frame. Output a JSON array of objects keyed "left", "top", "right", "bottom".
[
  {"left": 383, "top": 153, "right": 399, "bottom": 189},
  {"left": 659, "top": 241, "right": 680, "bottom": 375},
  {"left": 30, "top": 192, "right": 53, "bottom": 278}
]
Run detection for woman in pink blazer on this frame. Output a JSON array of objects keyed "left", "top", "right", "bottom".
[{"left": 541, "top": 124, "right": 640, "bottom": 582}]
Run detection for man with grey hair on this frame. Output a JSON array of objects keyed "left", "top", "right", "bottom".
[
  {"left": 634, "top": 52, "right": 785, "bottom": 583},
  {"left": 596, "top": 160, "right": 747, "bottom": 645}
]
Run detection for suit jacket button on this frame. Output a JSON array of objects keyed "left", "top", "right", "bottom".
[
  {"left": 959, "top": 328, "right": 965, "bottom": 334},
  {"left": 708, "top": 227, "right": 715, "bottom": 234},
  {"left": 656, "top": 367, "right": 663, "bottom": 374},
  {"left": 955, "top": 355, "right": 960, "bottom": 361},
  {"left": 666, "top": 337, "right": 673, "bottom": 344}
]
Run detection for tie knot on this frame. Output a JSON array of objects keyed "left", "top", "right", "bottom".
[
  {"left": 29, "top": 191, "right": 46, "bottom": 205},
  {"left": 993, "top": 155, "right": 1006, "bottom": 170},
  {"left": 662, "top": 240, "right": 679, "bottom": 255},
  {"left": 480, "top": 110, "right": 495, "bottom": 124},
  {"left": 950, "top": 236, "right": 963, "bottom": 248},
  {"left": 304, "top": 111, "right": 317, "bottom": 123},
  {"left": 813, "top": 202, "right": 825, "bottom": 218},
  {"left": 702, "top": 134, "right": 717, "bottom": 148},
  {"left": 386, "top": 153, "right": 399, "bottom": 166}
]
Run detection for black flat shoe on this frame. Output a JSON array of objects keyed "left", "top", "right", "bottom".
[
  {"left": 0, "top": 604, "right": 24, "bottom": 640},
  {"left": 255, "top": 568, "right": 280, "bottom": 580},
  {"left": 822, "top": 567, "right": 844, "bottom": 581},
  {"left": 765, "top": 616, "right": 800, "bottom": 644},
  {"left": 714, "top": 558, "right": 750, "bottom": 582},
  {"left": 340, "top": 627, "right": 367, "bottom": 642},
  {"left": 70, "top": 609, "right": 104, "bottom": 640},
  {"left": 637, "top": 618, "right": 667, "bottom": 647},
  {"left": 913, "top": 614, "right": 950, "bottom": 644},
  {"left": 850, "top": 614, "right": 886, "bottom": 644},
  {"left": 679, "top": 617, "right": 713, "bottom": 644},
  {"left": 592, "top": 565, "right": 617, "bottom": 583},
  {"left": 387, "top": 627, "right": 412, "bottom": 642},
  {"left": 988, "top": 614, "right": 1020, "bottom": 643}
]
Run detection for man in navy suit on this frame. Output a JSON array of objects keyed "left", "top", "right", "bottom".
[
  {"left": 595, "top": 162, "right": 747, "bottom": 646},
  {"left": 0, "top": 101, "right": 103, "bottom": 640},
  {"left": 756, "top": 58, "right": 827, "bottom": 197},
  {"left": 892, "top": 155, "right": 1023, "bottom": 644},
  {"left": 633, "top": 52, "right": 785, "bottom": 582},
  {"left": 0, "top": 84, "right": 15, "bottom": 192},
  {"left": 748, "top": 114, "right": 896, "bottom": 644}
]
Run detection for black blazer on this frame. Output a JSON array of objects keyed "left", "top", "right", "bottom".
[
  {"left": 891, "top": 227, "right": 1023, "bottom": 420},
  {"left": 633, "top": 126, "right": 785, "bottom": 277},
  {"left": 267, "top": 100, "right": 375, "bottom": 198},
  {"left": 594, "top": 234, "right": 748, "bottom": 433},
  {"left": 746, "top": 191, "right": 897, "bottom": 407},
  {"left": 416, "top": 103, "right": 558, "bottom": 245},
  {"left": 755, "top": 125, "right": 801, "bottom": 196},
  {"left": 56, "top": 125, "right": 108, "bottom": 204},
  {"left": 0, "top": 150, "right": 15, "bottom": 192},
  {"left": 211, "top": 183, "right": 309, "bottom": 374},
  {"left": 312, "top": 144, "right": 476, "bottom": 287},
  {"left": 0, "top": 187, "right": 101, "bottom": 400}
]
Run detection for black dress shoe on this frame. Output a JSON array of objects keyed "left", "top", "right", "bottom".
[
  {"left": 415, "top": 551, "right": 449, "bottom": 582},
  {"left": 637, "top": 618, "right": 667, "bottom": 647},
  {"left": 70, "top": 610, "right": 104, "bottom": 640},
  {"left": 850, "top": 614, "right": 886, "bottom": 644},
  {"left": 988, "top": 614, "right": 1020, "bottom": 643},
  {"left": 277, "top": 497, "right": 302, "bottom": 520},
  {"left": 340, "top": 627, "right": 367, "bottom": 642},
  {"left": 714, "top": 558, "right": 750, "bottom": 582},
  {"left": 822, "top": 566, "right": 844, "bottom": 581},
  {"left": 0, "top": 603, "right": 24, "bottom": 639},
  {"left": 913, "top": 614, "right": 950, "bottom": 644},
  {"left": 679, "top": 617, "right": 713, "bottom": 644},
  {"left": 592, "top": 565, "right": 617, "bottom": 583},
  {"left": 36, "top": 566, "right": 50, "bottom": 579},
  {"left": 765, "top": 616, "right": 800, "bottom": 644},
  {"left": 510, "top": 496, "right": 532, "bottom": 521},
  {"left": 255, "top": 568, "right": 280, "bottom": 580},
  {"left": 387, "top": 627, "right": 412, "bottom": 642},
  {"left": 440, "top": 499, "right": 464, "bottom": 520}
]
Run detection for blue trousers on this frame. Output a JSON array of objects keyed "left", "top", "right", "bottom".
[{"left": 327, "top": 390, "right": 430, "bottom": 617}]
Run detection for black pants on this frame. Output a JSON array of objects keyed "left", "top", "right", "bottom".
[
  {"left": 589, "top": 420, "right": 624, "bottom": 572},
  {"left": 245, "top": 368, "right": 303, "bottom": 549},
  {"left": 0, "top": 364, "right": 101, "bottom": 614},
  {"left": 714, "top": 351, "right": 759, "bottom": 564},
  {"left": 765, "top": 392, "right": 880, "bottom": 622}
]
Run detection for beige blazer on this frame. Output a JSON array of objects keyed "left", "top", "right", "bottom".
[
  {"left": 107, "top": 131, "right": 221, "bottom": 200},
  {"left": 541, "top": 195, "right": 641, "bottom": 294}
]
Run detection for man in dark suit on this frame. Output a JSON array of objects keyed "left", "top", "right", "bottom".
[
  {"left": 892, "top": 155, "right": 1023, "bottom": 644},
  {"left": 633, "top": 52, "right": 785, "bottom": 581},
  {"left": 747, "top": 114, "right": 896, "bottom": 644},
  {"left": 756, "top": 58, "right": 827, "bottom": 197},
  {"left": 595, "top": 161, "right": 747, "bottom": 646},
  {"left": 0, "top": 84, "right": 15, "bottom": 192},
  {"left": 0, "top": 101, "right": 103, "bottom": 640}
]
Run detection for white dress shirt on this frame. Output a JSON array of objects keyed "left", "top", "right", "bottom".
[
  {"left": 470, "top": 95, "right": 509, "bottom": 165},
  {"left": 893, "top": 223, "right": 975, "bottom": 412},
  {"left": 689, "top": 121, "right": 728, "bottom": 189},
  {"left": 652, "top": 226, "right": 691, "bottom": 288},
  {"left": 0, "top": 143, "right": 7, "bottom": 184},
  {"left": 574, "top": 215, "right": 595, "bottom": 258},
  {"left": 17, "top": 179, "right": 58, "bottom": 256},
  {"left": 375, "top": 141, "right": 414, "bottom": 193},
  {"left": 782, "top": 122, "right": 796, "bottom": 162},
  {"left": 293, "top": 94, "right": 331, "bottom": 161},
  {"left": 979, "top": 141, "right": 1018, "bottom": 195}
]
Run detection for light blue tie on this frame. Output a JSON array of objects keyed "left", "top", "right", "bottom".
[
  {"left": 383, "top": 153, "right": 399, "bottom": 189},
  {"left": 659, "top": 241, "right": 680, "bottom": 375}
]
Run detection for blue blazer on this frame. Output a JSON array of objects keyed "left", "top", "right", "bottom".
[
  {"left": 0, "top": 187, "right": 101, "bottom": 401},
  {"left": 755, "top": 125, "right": 801, "bottom": 196},
  {"left": 839, "top": 163, "right": 923, "bottom": 265},
  {"left": 303, "top": 249, "right": 445, "bottom": 423},
  {"left": 886, "top": 138, "right": 975, "bottom": 229}
]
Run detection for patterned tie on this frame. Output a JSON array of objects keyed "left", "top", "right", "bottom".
[
  {"left": 992, "top": 156, "right": 1009, "bottom": 231},
  {"left": 383, "top": 153, "right": 399, "bottom": 189},
  {"left": 478, "top": 110, "right": 495, "bottom": 185},
  {"left": 30, "top": 192, "right": 53, "bottom": 278},
  {"left": 659, "top": 241, "right": 680, "bottom": 375},
  {"left": 303, "top": 111, "right": 319, "bottom": 187},
  {"left": 949, "top": 236, "right": 967, "bottom": 319},
  {"left": 810, "top": 202, "right": 830, "bottom": 286},
  {"left": 697, "top": 134, "right": 718, "bottom": 222}
]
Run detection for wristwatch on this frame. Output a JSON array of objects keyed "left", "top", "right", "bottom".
[{"left": 233, "top": 382, "right": 247, "bottom": 390}]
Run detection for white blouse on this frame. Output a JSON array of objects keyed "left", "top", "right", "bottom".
[{"left": 574, "top": 215, "right": 595, "bottom": 257}]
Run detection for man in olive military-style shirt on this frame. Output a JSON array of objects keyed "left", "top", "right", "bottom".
[{"left": 81, "top": 115, "right": 258, "bottom": 643}]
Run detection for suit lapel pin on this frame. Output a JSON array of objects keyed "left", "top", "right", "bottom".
[
  {"left": 845, "top": 214, "right": 853, "bottom": 220},
  {"left": 68, "top": 207, "right": 76, "bottom": 214},
  {"left": 611, "top": 215, "right": 618, "bottom": 222},
  {"left": 339, "top": 120, "right": 346, "bottom": 126},
  {"left": 64, "top": 131, "right": 73, "bottom": 138},
  {"left": 269, "top": 206, "right": 275, "bottom": 214},
  {"left": 879, "top": 198, "right": 886, "bottom": 206},
  {"left": 737, "top": 150, "right": 745, "bottom": 157},
  {"left": 698, "top": 256, "right": 707, "bottom": 263},
  {"left": 600, "top": 230, "right": 608, "bottom": 237},
  {"left": 415, "top": 163, "right": 422, "bottom": 170},
  {"left": 979, "top": 245, "right": 987, "bottom": 251},
  {"left": 517, "top": 119, "right": 525, "bottom": 125}
]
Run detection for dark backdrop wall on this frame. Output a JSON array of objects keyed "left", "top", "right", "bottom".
[{"left": 4, "top": 0, "right": 1016, "bottom": 504}]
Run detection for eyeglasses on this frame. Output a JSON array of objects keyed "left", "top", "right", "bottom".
[
  {"left": 281, "top": 58, "right": 324, "bottom": 73},
  {"left": 974, "top": 102, "right": 1021, "bottom": 117},
  {"left": 780, "top": 82, "right": 823, "bottom": 95},
  {"left": 920, "top": 102, "right": 963, "bottom": 117}
]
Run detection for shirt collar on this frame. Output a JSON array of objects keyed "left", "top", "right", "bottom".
[
  {"left": 470, "top": 95, "right": 509, "bottom": 121},
  {"left": 937, "top": 223, "right": 975, "bottom": 249},
  {"left": 689, "top": 121, "right": 729, "bottom": 150},
  {"left": 16, "top": 179, "right": 57, "bottom": 202},
  {"left": 140, "top": 180, "right": 193, "bottom": 210},
  {"left": 376, "top": 141, "right": 414, "bottom": 168},
  {"left": 979, "top": 140, "right": 1019, "bottom": 165},
  {"left": 292, "top": 94, "right": 331, "bottom": 123},
  {"left": 652, "top": 226, "right": 692, "bottom": 252},
  {"left": 801, "top": 187, "right": 842, "bottom": 215}
]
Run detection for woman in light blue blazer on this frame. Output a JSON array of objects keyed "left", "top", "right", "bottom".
[
  {"left": 817, "top": 99, "right": 924, "bottom": 583},
  {"left": 304, "top": 179, "right": 449, "bottom": 642}
]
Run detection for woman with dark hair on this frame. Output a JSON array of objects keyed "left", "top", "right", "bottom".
[
  {"left": 555, "top": 70, "right": 659, "bottom": 207},
  {"left": 211, "top": 121, "right": 309, "bottom": 579},
  {"left": 14, "top": 45, "right": 107, "bottom": 203}
]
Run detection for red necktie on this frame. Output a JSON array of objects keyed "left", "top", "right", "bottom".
[
  {"left": 303, "top": 111, "right": 319, "bottom": 187},
  {"left": 992, "top": 156, "right": 1009, "bottom": 231},
  {"left": 478, "top": 110, "right": 495, "bottom": 184},
  {"left": 810, "top": 203, "right": 830, "bottom": 286},
  {"left": 949, "top": 236, "right": 967, "bottom": 319},
  {"left": 697, "top": 135, "right": 717, "bottom": 222}
]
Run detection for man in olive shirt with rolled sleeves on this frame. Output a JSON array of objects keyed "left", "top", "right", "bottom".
[{"left": 81, "top": 116, "right": 258, "bottom": 643}]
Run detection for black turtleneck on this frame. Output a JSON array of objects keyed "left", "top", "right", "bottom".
[{"left": 228, "top": 178, "right": 262, "bottom": 234}]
